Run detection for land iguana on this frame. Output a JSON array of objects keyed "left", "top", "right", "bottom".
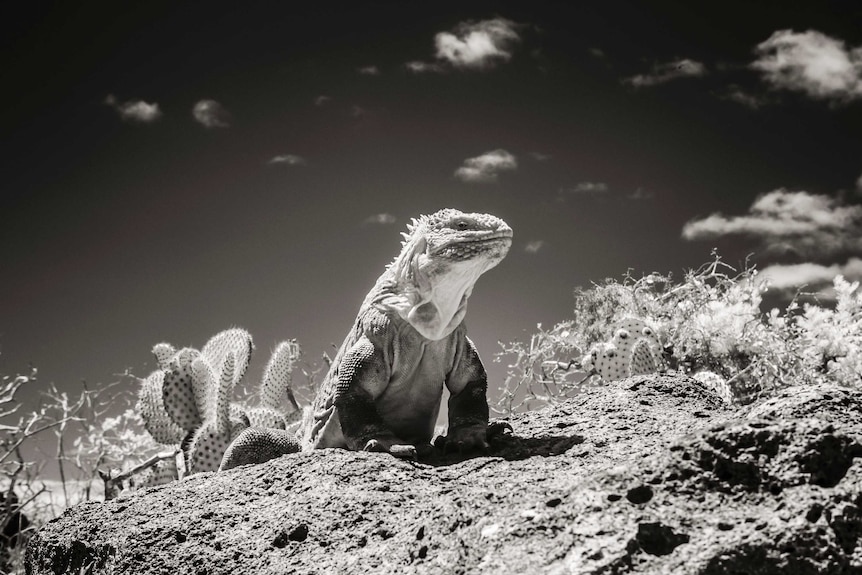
[{"left": 220, "top": 208, "right": 513, "bottom": 469}]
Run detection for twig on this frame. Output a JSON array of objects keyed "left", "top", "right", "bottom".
[{"left": 105, "top": 449, "right": 180, "bottom": 486}]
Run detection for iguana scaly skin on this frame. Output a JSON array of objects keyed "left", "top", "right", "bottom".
[{"left": 220, "top": 208, "right": 512, "bottom": 469}]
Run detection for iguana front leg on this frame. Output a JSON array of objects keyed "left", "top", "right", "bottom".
[
  {"left": 333, "top": 337, "right": 416, "bottom": 457},
  {"left": 444, "top": 336, "right": 491, "bottom": 451}
]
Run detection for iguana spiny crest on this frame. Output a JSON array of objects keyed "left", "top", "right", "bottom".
[{"left": 375, "top": 209, "right": 513, "bottom": 341}]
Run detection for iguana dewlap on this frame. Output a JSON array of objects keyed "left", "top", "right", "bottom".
[{"left": 221, "top": 209, "right": 512, "bottom": 469}]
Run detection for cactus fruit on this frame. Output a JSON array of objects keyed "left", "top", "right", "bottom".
[{"left": 151, "top": 342, "right": 177, "bottom": 369}]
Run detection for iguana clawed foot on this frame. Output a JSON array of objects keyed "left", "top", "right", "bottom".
[{"left": 434, "top": 421, "right": 513, "bottom": 454}]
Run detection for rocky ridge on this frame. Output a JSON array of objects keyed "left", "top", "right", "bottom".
[{"left": 26, "top": 375, "right": 862, "bottom": 574}]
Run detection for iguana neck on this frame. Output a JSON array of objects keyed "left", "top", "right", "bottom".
[
  {"left": 367, "top": 209, "right": 512, "bottom": 341},
  {"left": 370, "top": 265, "right": 476, "bottom": 341}
]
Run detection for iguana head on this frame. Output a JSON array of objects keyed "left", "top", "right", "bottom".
[{"left": 376, "top": 208, "right": 513, "bottom": 340}]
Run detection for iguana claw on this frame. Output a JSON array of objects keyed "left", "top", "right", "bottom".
[
  {"left": 487, "top": 421, "right": 514, "bottom": 441},
  {"left": 389, "top": 444, "right": 419, "bottom": 459},
  {"left": 363, "top": 439, "right": 417, "bottom": 459}
]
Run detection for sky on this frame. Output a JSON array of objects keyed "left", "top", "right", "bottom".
[{"left": 3, "top": 1, "right": 862, "bottom": 413}]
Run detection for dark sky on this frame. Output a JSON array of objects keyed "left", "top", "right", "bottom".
[{"left": 3, "top": 1, "right": 862, "bottom": 409}]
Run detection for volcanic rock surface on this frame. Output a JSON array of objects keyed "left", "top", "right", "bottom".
[{"left": 26, "top": 375, "right": 862, "bottom": 574}]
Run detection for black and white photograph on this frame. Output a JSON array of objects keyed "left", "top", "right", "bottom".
[{"left": 3, "top": 2, "right": 862, "bottom": 573}]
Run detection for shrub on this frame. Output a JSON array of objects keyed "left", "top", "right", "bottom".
[{"left": 495, "top": 252, "right": 862, "bottom": 414}]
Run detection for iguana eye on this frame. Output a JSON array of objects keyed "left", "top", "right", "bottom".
[{"left": 452, "top": 219, "right": 471, "bottom": 231}]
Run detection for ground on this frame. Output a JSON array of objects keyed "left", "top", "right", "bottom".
[{"left": 26, "top": 375, "right": 862, "bottom": 574}]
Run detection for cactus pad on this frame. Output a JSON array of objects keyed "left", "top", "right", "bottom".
[
  {"left": 261, "top": 340, "right": 300, "bottom": 411},
  {"left": 245, "top": 406, "right": 287, "bottom": 429},
  {"left": 162, "top": 348, "right": 204, "bottom": 431},
  {"left": 187, "top": 415, "right": 250, "bottom": 473},
  {"left": 629, "top": 338, "right": 660, "bottom": 376},
  {"left": 592, "top": 318, "right": 664, "bottom": 382},
  {"left": 137, "top": 458, "right": 179, "bottom": 489},
  {"left": 215, "top": 352, "right": 237, "bottom": 435},
  {"left": 190, "top": 357, "right": 217, "bottom": 420},
  {"left": 693, "top": 371, "right": 734, "bottom": 404},
  {"left": 201, "top": 328, "right": 254, "bottom": 389},
  {"left": 219, "top": 427, "right": 302, "bottom": 471},
  {"left": 593, "top": 343, "right": 627, "bottom": 381},
  {"left": 137, "top": 370, "right": 186, "bottom": 445}
]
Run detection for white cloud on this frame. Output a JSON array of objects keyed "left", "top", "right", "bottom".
[
  {"left": 625, "top": 58, "right": 707, "bottom": 87},
  {"left": 363, "top": 213, "right": 397, "bottom": 225},
  {"left": 405, "top": 60, "right": 446, "bottom": 74},
  {"left": 192, "top": 99, "right": 230, "bottom": 128},
  {"left": 105, "top": 94, "right": 162, "bottom": 123},
  {"left": 682, "top": 189, "right": 862, "bottom": 257},
  {"left": 524, "top": 240, "right": 545, "bottom": 254},
  {"left": 628, "top": 187, "right": 655, "bottom": 200},
  {"left": 721, "top": 85, "right": 766, "bottom": 109},
  {"left": 529, "top": 152, "right": 551, "bottom": 161},
  {"left": 856, "top": 172, "right": 862, "bottom": 196},
  {"left": 751, "top": 29, "right": 862, "bottom": 102},
  {"left": 454, "top": 149, "right": 517, "bottom": 183},
  {"left": 268, "top": 154, "right": 307, "bottom": 166},
  {"left": 357, "top": 65, "right": 381, "bottom": 76},
  {"left": 760, "top": 258, "right": 862, "bottom": 291},
  {"left": 557, "top": 182, "right": 608, "bottom": 201},
  {"left": 434, "top": 18, "right": 520, "bottom": 70},
  {"left": 314, "top": 95, "right": 332, "bottom": 107},
  {"left": 571, "top": 182, "right": 608, "bottom": 194}
]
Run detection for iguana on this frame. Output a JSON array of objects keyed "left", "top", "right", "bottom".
[{"left": 220, "top": 208, "right": 513, "bottom": 469}]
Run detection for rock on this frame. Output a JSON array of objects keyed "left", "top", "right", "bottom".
[{"left": 26, "top": 375, "right": 862, "bottom": 574}]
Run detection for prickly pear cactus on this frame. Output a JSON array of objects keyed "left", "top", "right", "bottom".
[
  {"left": 692, "top": 370, "right": 734, "bottom": 404},
  {"left": 136, "top": 329, "right": 257, "bottom": 472},
  {"left": 136, "top": 328, "right": 306, "bottom": 475},
  {"left": 583, "top": 318, "right": 665, "bottom": 382}
]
